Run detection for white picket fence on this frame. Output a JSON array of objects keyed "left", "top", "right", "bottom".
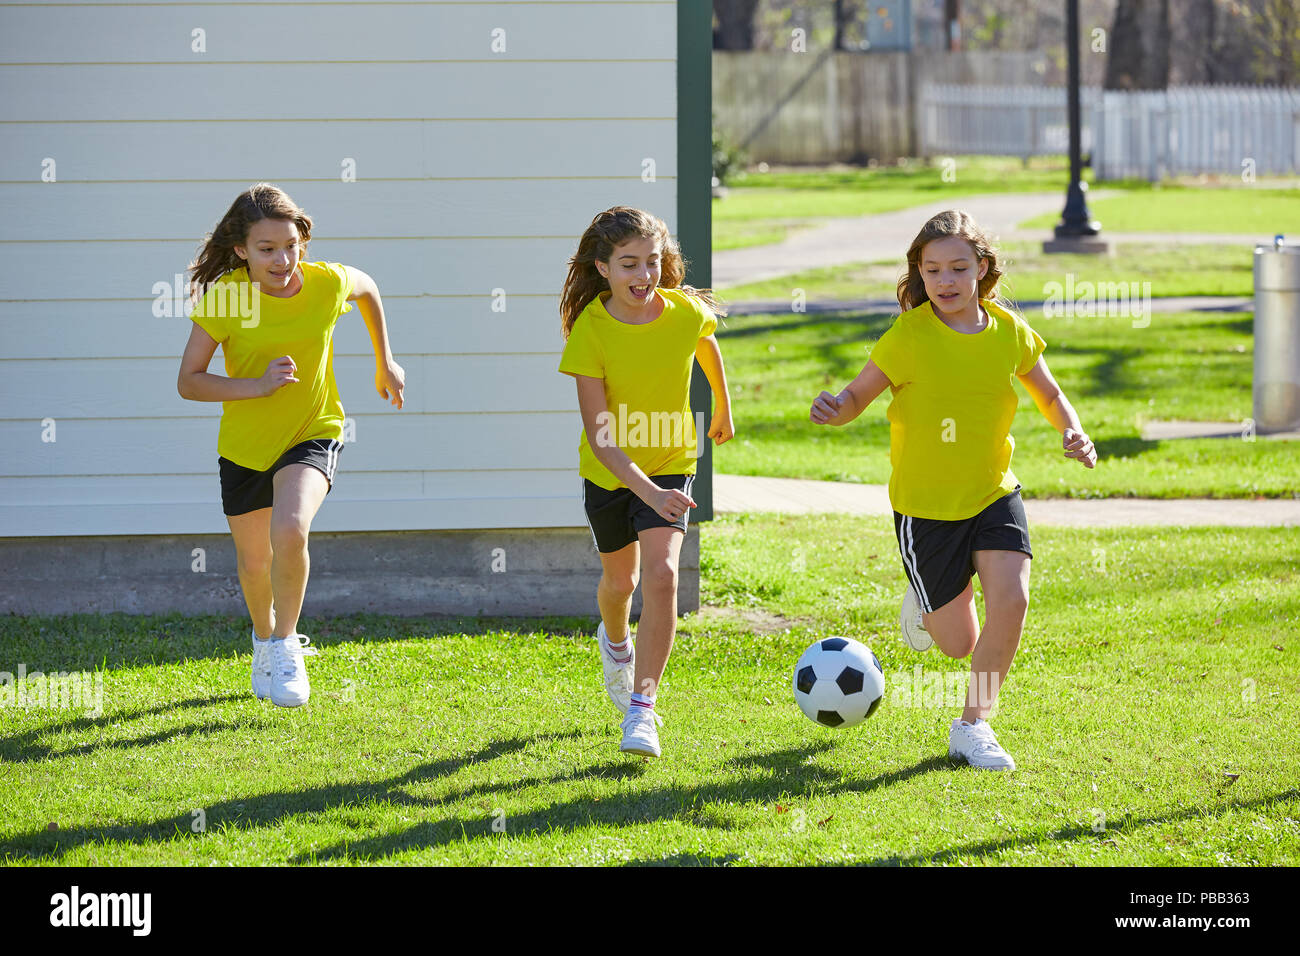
[{"left": 919, "top": 83, "right": 1300, "bottom": 181}]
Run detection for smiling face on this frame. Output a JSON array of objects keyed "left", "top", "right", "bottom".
[
  {"left": 920, "top": 235, "right": 989, "bottom": 318},
  {"left": 595, "top": 235, "right": 662, "bottom": 317},
  {"left": 234, "top": 217, "right": 302, "bottom": 294}
]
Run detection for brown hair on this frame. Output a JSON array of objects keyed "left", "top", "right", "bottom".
[
  {"left": 896, "top": 209, "right": 1004, "bottom": 312},
  {"left": 559, "top": 206, "right": 726, "bottom": 338},
  {"left": 187, "top": 183, "right": 313, "bottom": 297}
]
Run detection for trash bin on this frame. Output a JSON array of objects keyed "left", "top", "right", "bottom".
[{"left": 1254, "top": 236, "right": 1300, "bottom": 433}]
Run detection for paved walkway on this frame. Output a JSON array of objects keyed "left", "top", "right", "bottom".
[
  {"left": 713, "top": 474, "right": 1300, "bottom": 527},
  {"left": 712, "top": 190, "right": 1275, "bottom": 289}
]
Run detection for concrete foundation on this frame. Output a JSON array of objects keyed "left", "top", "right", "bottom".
[{"left": 0, "top": 527, "right": 700, "bottom": 618}]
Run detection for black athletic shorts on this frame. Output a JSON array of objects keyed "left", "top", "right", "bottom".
[
  {"left": 218, "top": 437, "right": 344, "bottom": 517},
  {"left": 582, "top": 474, "right": 694, "bottom": 553},
  {"left": 893, "top": 488, "right": 1032, "bottom": 614}
]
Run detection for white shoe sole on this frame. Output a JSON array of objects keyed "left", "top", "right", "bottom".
[
  {"left": 949, "top": 751, "right": 1016, "bottom": 771},
  {"left": 619, "top": 738, "right": 660, "bottom": 758},
  {"left": 900, "top": 588, "right": 934, "bottom": 652}
]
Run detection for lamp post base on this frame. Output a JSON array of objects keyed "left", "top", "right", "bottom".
[{"left": 1042, "top": 235, "right": 1114, "bottom": 255}]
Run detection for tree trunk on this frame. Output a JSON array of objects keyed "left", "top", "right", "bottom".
[
  {"left": 1143, "top": 0, "right": 1171, "bottom": 89},
  {"left": 1104, "top": 0, "right": 1145, "bottom": 89},
  {"left": 713, "top": 0, "right": 761, "bottom": 51}
]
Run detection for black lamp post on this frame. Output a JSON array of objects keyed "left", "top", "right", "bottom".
[{"left": 1054, "top": 0, "right": 1101, "bottom": 238}]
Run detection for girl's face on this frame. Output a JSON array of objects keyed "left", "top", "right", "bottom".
[
  {"left": 596, "top": 235, "right": 662, "bottom": 315},
  {"left": 235, "top": 218, "right": 302, "bottom": 294},
  {"left": 920, "top": 235, "right": 988, "bottom": 317}
]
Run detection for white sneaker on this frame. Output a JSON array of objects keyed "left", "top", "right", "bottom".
[
  {"left": 949, "top": 718, "right": 1016, "bottom": 771},
  {"left": 251, "top": 632, "right": 272, "bottom": 700},
  {"left": 596, "top": 621, "right": 634, "bottom": 713},
  {"left": 619, "top": 706, "right": 661, "bottom": 758},
  {"left": 900, "top": 585, "right": 934, "bottom": 652},
  {"left": 267, "top": 634, "right": 319, "bottom": 708}
]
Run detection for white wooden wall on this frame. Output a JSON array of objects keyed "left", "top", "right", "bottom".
[{"left": 0, "top": 0, "right": 678, "bottom": 536}]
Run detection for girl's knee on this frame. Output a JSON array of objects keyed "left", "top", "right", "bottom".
[
  {"left": 933, "top": 631, "right": 977, "bottom": 659},
  {"left": 269, "top": 518, "right": 309, "bottom": 553},
  {"left": 987, "top": 583, "right": 1029, "bottom": 621},
  {"left": 641, "top": 559, "right": 678, "bottom": 598},
  {"left": 237, "top": 550, "right": 273, "bottom": 579},
  {"left": 600, "top": 570, "right": 639, "bottom": 601}
]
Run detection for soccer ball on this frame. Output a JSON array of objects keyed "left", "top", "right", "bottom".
[{"left": 792, "top": 637, "right": 885, "bottom": 729}]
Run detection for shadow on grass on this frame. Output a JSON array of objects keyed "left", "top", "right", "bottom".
[
  {"left": 860, "top": 788, "right": 1300, "bottom": 866},
  {"left": 291, "top": 748, "right": 948, "bottom": 863},
  {"left": 0, "top": 730, "right": 590, "bottom": 862},
  {"left": 719, "top": 309, "right": 893, "bottom": 342},
  {"left": 0, "top": 692, "right": 246, "bottom": 763}
]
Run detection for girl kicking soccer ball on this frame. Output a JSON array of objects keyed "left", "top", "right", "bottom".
[
  {"left": 178, "top": 183, "right": 405, "bottom": 707},
  {"left": 558, "top": 206, "right": 734, "bottom": 758},
  {"left": 810, "top": 209, "right": 1096, "bottom": 770}
]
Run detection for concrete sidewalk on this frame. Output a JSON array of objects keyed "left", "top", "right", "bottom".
[{"left": 713, "top": 474, "right": 1300, "bottom": 527}]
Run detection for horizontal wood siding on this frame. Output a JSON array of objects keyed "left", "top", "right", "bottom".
[{"left": 0, "top": 1, "right": 680, "bottom": 537}]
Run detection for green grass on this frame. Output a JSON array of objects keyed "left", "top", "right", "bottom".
[
  {"left": 713, "top": 304, "right": 1296, "bottom": 498},
  {"left": 719, "top": 242, "right": 1255, "bottom": 301},
  {"left": 714, "top": 221, "right": 806, "bottom": 252},
  {"left": 2, "top": 517, "right": 1296, "bottom": 865},
  {"left": 1018, "top": 187, "right": 1300, "bottom": 235}
]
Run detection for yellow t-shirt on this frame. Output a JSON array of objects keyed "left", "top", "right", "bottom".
[
  {"left": 558, "top": 287, "right": 718, "bottom": 490},
  {"left": 190, "top": 260, "right": 355, "bottom": 471},
  {"left": 868, "top": 298, "right": 1046, "bottom": 521}
]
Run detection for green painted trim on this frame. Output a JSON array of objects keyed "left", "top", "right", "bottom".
[{"left": 679, "top": 0, "right": 714, "bottom": 522}]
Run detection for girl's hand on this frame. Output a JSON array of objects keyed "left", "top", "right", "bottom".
[
  {"left": 810, "top": 389, "right": 848, "bottom": 426},
  {"left": 1063, "top": 427, "right": 1096, "bottom": 468},
  {"left": 376, "top": 360, "right": 405, "bottom": 410},
  {"left": 708, "top": 403, "right": 734, "bottom": 445},
  {"left": 259, "top": 356, "right": 299, "bottom": 396},
  {"left": 652, "top": 486, "right": 697, "bottom": 523}
]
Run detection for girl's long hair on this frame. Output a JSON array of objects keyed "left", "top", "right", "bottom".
[
  {"left": 188, "top": 183, "right": 313, "bottom": 298},
  {"left": 896, "top": 209, "right": 1004, "bottom": 312},
  {"left": 559, "top": 206, "right": 726, "bottom": 339}
]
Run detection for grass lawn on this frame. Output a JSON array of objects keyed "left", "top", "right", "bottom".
[
  {"left": 1, "top": 516, "right": 1296, "bottom": 866},
  {"left": 719, "top": 242, "right": 1256, "bottom": 301},
  {"left": 1018, "top": 187, "right": 1300, "bottom": 235},
  {"left": 712, "top": 303, "right": 1295, "bottom": 498}
]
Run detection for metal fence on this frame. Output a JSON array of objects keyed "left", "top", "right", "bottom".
[
  {"left": 918, "top": 83, "right": 1300, "bottom": 181},
  {"left": 918, "top": 83, "right": 1095, "bottom": 158}
]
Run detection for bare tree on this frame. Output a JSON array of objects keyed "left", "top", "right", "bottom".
[{"left": 1251, "top": 0, "right": 1300, "bottom": 85}]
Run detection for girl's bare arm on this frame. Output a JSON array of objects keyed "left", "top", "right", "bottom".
[
  {"left": 810, "top": 360, "right": 892, "bottom": 426},
  {"left": 177, "top": 322, "right": 294, "bottom": 401},
  {"left": 1019, "top": 357, "right": 1096, "bottom": 468}
]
